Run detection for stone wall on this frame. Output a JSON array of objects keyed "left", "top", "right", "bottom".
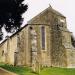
[
  {"left": 0, "top": 7, "right": 75, "bottom": 68},
  {"left": 16, "top": 27, "right": 30, "bottom": 66},
  {"left": 28, "top": 7, "right": 68, "bottom": 67},
  {"left": 0, "top": 41, "right": 6, "bottom": 63}
]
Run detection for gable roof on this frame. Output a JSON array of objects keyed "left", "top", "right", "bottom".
[
  {"left": 49, "top": 7, "right": 65, "bottom": 17},
  {"left": 0, "top": 6, "right": 65, "bottom": 45},
  {"left": 28, "top": 6, "right": 65, "bottom": 23}
]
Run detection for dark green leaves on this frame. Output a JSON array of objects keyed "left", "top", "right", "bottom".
[{"left": 0, "top": 0, "right": 28, "bottom": 40}]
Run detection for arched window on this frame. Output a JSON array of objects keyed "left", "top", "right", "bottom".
[{"left": 41, "top": 26, "right": 45, "bottom": 50}]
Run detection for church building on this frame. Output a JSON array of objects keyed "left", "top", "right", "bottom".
[{"left": 0, "top": 6, "right": 75, "bottom": 68}]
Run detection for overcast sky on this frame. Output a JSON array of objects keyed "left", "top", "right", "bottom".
[{"left": 23, "top": 0, "right": 75, "bottom": 36}]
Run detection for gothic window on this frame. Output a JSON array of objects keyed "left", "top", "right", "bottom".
[{"left": 41, "top": 26, "right": 45, "bottom": 50}]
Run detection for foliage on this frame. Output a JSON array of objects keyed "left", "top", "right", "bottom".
[{"left": 0, "top": 0, "right": 28, "bottom": 40}]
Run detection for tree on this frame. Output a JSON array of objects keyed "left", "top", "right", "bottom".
[{"left": 0, "top": 0, "right": 28, "bottom": 40}]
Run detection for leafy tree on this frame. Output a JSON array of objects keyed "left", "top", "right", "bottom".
[{"left": 0, "top": 0, "right": 28, "bottom": 40}]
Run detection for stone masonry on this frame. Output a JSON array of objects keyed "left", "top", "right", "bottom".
[{"left": 0, "top": 6, "right": 75, "bottom": 68}]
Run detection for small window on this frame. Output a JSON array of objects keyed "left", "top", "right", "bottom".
[
  {"left": 29, "top": 27, "right": 33, "bottom": 30},
  {"left": 2, "top": 50, "right": 4, "bottom": 56}
]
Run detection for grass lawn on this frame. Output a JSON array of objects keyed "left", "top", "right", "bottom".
[{"left": 0, "top": 64, "right": 75, "bottom": 75}]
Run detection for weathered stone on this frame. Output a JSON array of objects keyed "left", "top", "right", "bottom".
[{"left": 0, "top": 6, "right": 75, "bottom": 68}]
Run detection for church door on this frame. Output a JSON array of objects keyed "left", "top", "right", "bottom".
[{"left": 14, "top": 52, "right": 18, "bottom": 66}]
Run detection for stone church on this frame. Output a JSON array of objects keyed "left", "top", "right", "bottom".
[{"left": 0, "top": 6, "right": 75, "bottom": 68}]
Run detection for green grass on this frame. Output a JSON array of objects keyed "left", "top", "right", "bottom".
[
  {"left": 40, "top": 67, "right": 75, "bottom": 75},
  {"left": 0, "top": 64, "right": 75, "bottom": 75},
  {"left": 0, "top": 64, "right": 32, "bottom": 75}
]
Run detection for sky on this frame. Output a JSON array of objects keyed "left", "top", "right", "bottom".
[
  {"left": 23, "top": 0, "right": 75, "bottom": 36},
  {"left": 2, "top": 0, "right": 75, "bottom": 38}
]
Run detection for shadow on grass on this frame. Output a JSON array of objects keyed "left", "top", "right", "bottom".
[{"left": 0, "top": 63, "right": 33, "bottom": 75}]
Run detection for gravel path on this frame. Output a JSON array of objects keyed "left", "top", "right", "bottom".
[{"left": 0, "top": 68, "right": 17, "bottom": 75}]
